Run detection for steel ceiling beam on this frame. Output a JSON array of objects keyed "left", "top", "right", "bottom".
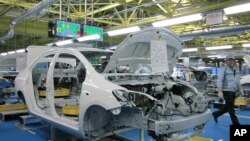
[
  {"left": 113, "top": 7, "right": 125, "bottom": 24},
  {"left": 0, "top": 0, "right": 34, "bottom": 9},
  {"left": 93, "top": 19, "right": 122, "bottom": 26},
  {"left": 1, "top": 0, "right": 250, "bottom": 51},
  {"left": 1, "top": 0, "right": 249, "bottom": 27},
  {"left": 106, "top": 0, "right": 249, "bottom": 29},
  {"left": 0, "top": 5, "right": 14, "bottom": 16},
  {"left": 0, "top": 0, "right": 122, "bottom": 24},
  {"left": 112, "top": 0, "right": 164, "bottom": 15}
]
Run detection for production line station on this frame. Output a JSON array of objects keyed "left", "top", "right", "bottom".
[{"left": 1, "top": 0, "right": 250, "bottom": 141}]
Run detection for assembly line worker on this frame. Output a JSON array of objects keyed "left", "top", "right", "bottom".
[{"left": 212, "top": 54, "right": 240, "bottom": 125}]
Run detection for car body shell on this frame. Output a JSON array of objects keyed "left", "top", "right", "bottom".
[{"left": 15, "top": 27, "right": 210, "bottom": 140}]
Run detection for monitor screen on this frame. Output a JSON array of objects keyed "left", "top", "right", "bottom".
[
  {"left": 83, "top": 25, "right": 104, "bottom": 41},
  {"left": 56, "top": 20, "right": 81, "bottom": 38}
]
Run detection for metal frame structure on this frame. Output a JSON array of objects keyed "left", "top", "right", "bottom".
[{"left": 0, "top": 0, "right": 250, "bottom": 52}]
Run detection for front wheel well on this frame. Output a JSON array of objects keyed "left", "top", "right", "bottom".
[{"left": 83, "top": 105, "right": 111, "bottom": 135}]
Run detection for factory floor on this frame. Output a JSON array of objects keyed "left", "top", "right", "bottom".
[{"left": 0, "top": 106, "right": 250, "bottom": 141}]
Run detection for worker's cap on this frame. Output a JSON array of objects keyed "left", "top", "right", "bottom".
[{"left": 225, "top": 54, "right": 235, "bottom": 60}]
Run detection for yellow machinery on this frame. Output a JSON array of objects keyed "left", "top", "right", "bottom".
[
  {"left": 234, "top": 97, "right": 250, "bottom": 106},
  {"left": 62, "top": 105, "right": 79, "bottom": 116},
  {"left": 191, "top": 136, "right": 213, "bottom": 141},
  {"left": 39, "top": 87, "right": 70, "bottom": 97},
  {"left": 0, "top": 103, "right": 26, "bottom": 112}
]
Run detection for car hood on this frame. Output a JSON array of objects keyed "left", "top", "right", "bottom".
[{"left": 103, "top": 27, "right": 183, "bottom": 75}]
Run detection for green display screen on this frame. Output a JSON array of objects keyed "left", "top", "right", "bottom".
[
  {"left": 56, "top": 20, "right": 81, "bottom": 38},
  {"left": 90, "top": 58, "right": 98, "bottom": 65},
  {"left": 84, "top": 25, "right": 103, "bottom": 41}
]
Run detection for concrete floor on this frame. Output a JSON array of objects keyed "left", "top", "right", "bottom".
[{"left": 1, "top": 106, "right": 250, "bottom": 141}]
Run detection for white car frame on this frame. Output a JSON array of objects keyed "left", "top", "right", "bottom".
[{"left": 15, "top": 27, "right": 210, "bottom": 141}]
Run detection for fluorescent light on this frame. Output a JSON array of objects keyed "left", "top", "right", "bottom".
[
  {"left": 242, "top": 43, "right": 250, "bottom": 48},
  {"left": 208, "top": 55, "right": 226, "bottom": 58},
  {"left": 182, "top": 48, "right": 198, "bottom": 52},
  {"left": 207, "top": 55, "right": 218, "bottom": 58},
  {"left": 77, "top": 34, "right": 100, "bottom": 42},
  {"left": 8, "top": 51, "right": 15, "bottom": 54},
  {"left": 46, "top": 43, "right": 54, "bottom": 46},
  {"left": 109, "top": 45, "right": 117, "bottom": 50},
  {"left": 55, "top": 39, "right": 73, "bottom": 46},
  {"left": 1, "top": 53, "right": 8, "bottom": 56},
  {"left": 224, "top": 3, "right": 250, "bottom": 15},
  {"left": 107, "top": 26, "right": 140, "bottom": 36},
  {"left": 205, "top": 45, "right": 233, "bottom": 50},
  {"left": 152, "top": 13, "right": 203, "bottom": 27},
  {"left": 16, "top": 49, "right": 25, "bottom": 53}
]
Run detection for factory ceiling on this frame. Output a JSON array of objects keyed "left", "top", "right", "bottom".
[{"left": 0, "top": 0, "right": 250, "bottom": 53}]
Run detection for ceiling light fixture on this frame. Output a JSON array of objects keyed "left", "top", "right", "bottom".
[
  {"left": 16, "top": 49, "right": 26, "bottom": 53},
  {"left": 8, "top": 51, "right": 15, "bottom": 54},
  {"left": 224, "top": 2, "right": 250, "bottom": 15},
  {"left": 205, "top": 45, "right": 233, "bottom": 50},
  {"left": 182, "top": 48, "right": 198, "bottom": 52},
  {"left": 55, "top": 39, "right": 73, "bottom": 46},
  {"left": 242, "top": 43, "right": 250, "bottom": 48},
  {"left": 107, "top": 26, "right": 141, "bottom": 36},
  {"left": 208, "top": 55, "right": 226, "bottom": 58},
  {"left": 1, "top": 53, "right": 8, "bottom": 56},
  {"left": 77, "top": 34, "right": 100, "bottom": 42},
  {"left": 152, "top": 13, "right": 203, "bottom": 27}
]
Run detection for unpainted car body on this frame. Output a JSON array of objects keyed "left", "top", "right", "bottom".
[{"left": 15, "top": 27, "right": 210, "bottom": 141}]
